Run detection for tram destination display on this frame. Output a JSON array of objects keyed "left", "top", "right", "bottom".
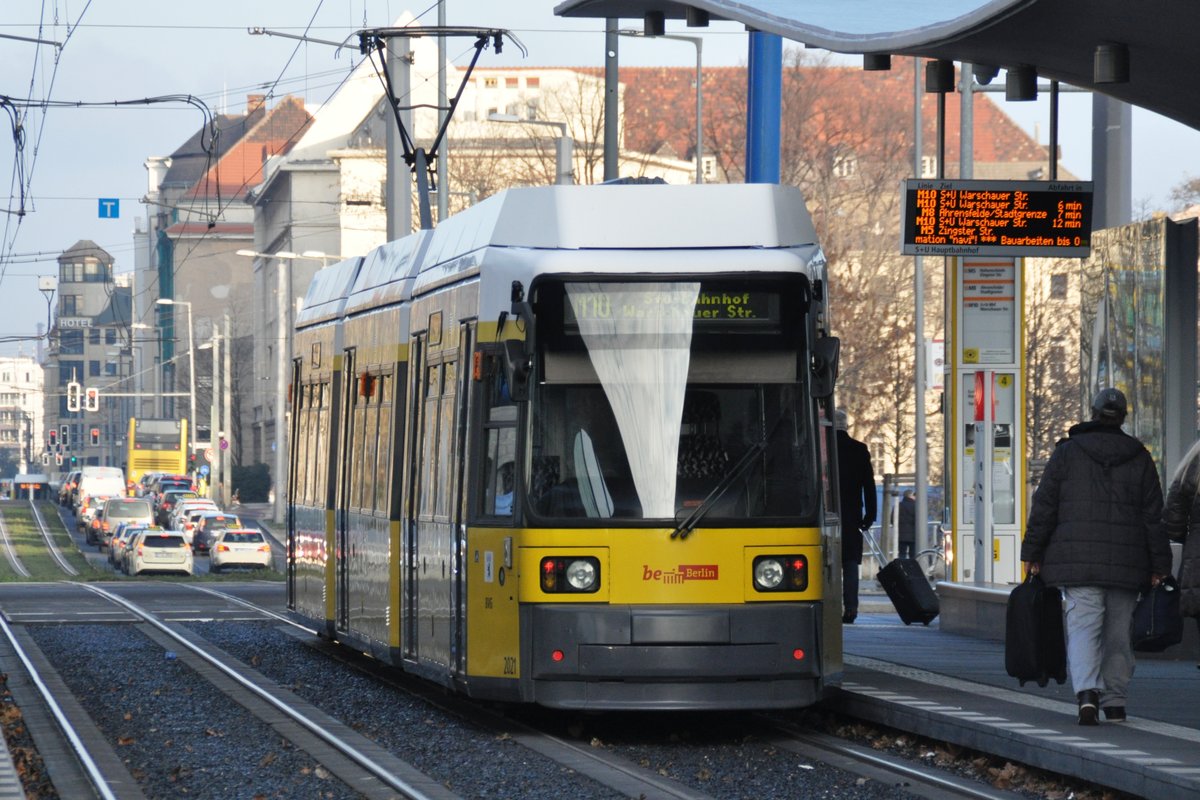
[{"left": 901, "top": 179, "right": 1094, "bottom": 257}]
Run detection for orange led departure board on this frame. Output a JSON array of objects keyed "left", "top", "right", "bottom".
[{"left": 901, "top": 179, "right": 1094, "bottom": 257}]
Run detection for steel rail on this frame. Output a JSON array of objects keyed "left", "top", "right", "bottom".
[
  {"left": 766, "top": 719, "right": 1021, "bottom": 800},
  {"left": 0, "top": 614, "right": 116, "bottom": 799},
  {"left": 28, "top": 501, "right": 77, "bottom": 575},
  {"left": 0, "top": 510, "right": 30, "bottom": 578},
  {"left": 76, "top": 583, "right": 439, "bottom": 800}
]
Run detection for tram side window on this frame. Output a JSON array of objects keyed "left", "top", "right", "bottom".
[
  {"left": 311, "top": 383, "right": 328, "bottom": 505},
  {"left": 478, "top": 353, "right": 517, "bottom": 518},
  {"left": 293, "top": 386, "right": 306, "bottom": 504},
  {"left": 362, "top": 377, "right": 379, "bottom": 512},
  {"left": 434, "top": 362, "right": 457, "bottom": 521},
  {"left": 348, "top": 377, "right": 365, "bottom": 510},
  {"left": 418, "top": 364, "right": 442, "bottom": 520},
  {"left": 298, "top": 385, "right": 311, "bottom": 505},
  {"left": 371, "top": 373, "right": 393, "bottom": 514}
]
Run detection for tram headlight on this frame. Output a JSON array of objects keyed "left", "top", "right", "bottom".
[
  {"left": 754, "top": 558, "right": 785, "bottom": 590},
  {"left": 540, "top": 556, "right": 601, "bottom": 593},
  {"left": 753, "top": 555, "right": 808, "bottom": 593}
]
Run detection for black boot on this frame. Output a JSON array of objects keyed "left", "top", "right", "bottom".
[{"left": 1077, "top": 690, "right": 1099, "bottom": 726}]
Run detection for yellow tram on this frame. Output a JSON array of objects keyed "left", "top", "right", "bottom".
[{"left": 289, "top": 183, "right": 843, "bottom": 709}]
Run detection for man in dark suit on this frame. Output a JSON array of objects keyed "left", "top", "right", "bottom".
[{"left": 837, "top": 408, "right": 877, "bottom": 624}]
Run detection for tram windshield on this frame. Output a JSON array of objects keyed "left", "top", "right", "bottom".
[{"left": 527, "top": 277, "right": 819, "bottom": 525}]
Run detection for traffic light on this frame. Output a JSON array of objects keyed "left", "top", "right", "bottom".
[
  {"left": 66, "top": 381, "right": 82, "bottom": 412},
  {"left": 70, "top": 455, "right": 77, "bottom": 465},
  {"left": 84, "top": 387, "right": 100, "bottom": 412},
  {"left": 90, "top": 427, "right": 100, "bottom": 446},
  {"left": 48, "top": 429, "right": 57, "bottom": 447},
  {"left": 60, "top": 424, "right": 70, "bottom": 446},
  {"left": 55, "top": 453, "right": 63, "bottom": 466}
]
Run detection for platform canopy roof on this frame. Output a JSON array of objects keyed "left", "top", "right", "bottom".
[{"left": 554, "top": 0, "right": 1200, "bottom": 132}]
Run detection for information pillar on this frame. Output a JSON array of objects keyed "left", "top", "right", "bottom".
[{"left": 950, "top": 256, "right": 1024, "bottom": 585}]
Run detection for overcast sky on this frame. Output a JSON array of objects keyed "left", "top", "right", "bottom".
[{"left": 2, "top": 1, "right": 1199, "bottom": 357}]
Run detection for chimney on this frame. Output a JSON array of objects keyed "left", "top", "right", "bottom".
[{"left": 247, "top": 94, "right": 267, "bottom": 123}]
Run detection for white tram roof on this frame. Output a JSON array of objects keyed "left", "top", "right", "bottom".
[
  {"left": 312, "top": 183, "right": 820, "bottom": 319},
  {"left": 421, "top": 183, "right": 818, "bottom": 258},
  {"left": 13, "top": 473, "right": 50, "bottom": 484},
  {"left": 295, "top": 256, "right": 364, "bottom": 328},
  {"left": 343, "top": 234, "right": 430, "bottom": 316}
]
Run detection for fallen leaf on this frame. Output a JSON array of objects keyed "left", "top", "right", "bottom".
[{"left": 117, "top": 736, "right": 135, "bottom": 746}]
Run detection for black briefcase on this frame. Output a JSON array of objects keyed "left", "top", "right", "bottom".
[
  {"left": 1131, "top": 576, "right": 1184, "bottom": 653},
  {"left": 1005, "top": 573, "right": 1067, "bottom": 687}
]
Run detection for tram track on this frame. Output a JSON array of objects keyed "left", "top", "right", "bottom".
[
  {"left": 74, "top": 582, "right": 455, "bottom": 799},
  {"left": 0, "top": 580, "right": 1102, "bottom": 799},
  {"left": 28, "top": 501, "right": 78, "bottom": 576},
  {"left": 183, "top": 586, "right": 1027, "bottom": 800},
  {"left": 0, "top": 508, "right": 30, "bottom": 578}
]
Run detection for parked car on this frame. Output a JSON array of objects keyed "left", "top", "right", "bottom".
[
  {"left": 126, "top": 531, "right": 192, "bottom": 576},
  {"left": 190, "top": 512, "right": 242, "bottom": 554},
  {"left": 209, "top": 529, "right": 271, "bottom": 573}
]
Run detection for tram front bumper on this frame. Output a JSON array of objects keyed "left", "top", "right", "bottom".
[{"left": 529, "top": 603, "right": 821, "bottom": 681}]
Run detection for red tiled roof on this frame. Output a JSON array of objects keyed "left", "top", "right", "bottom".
[
  {"left": 616, "top": 58, "right": 1048, "bottom": 170},
  {"left": 184, "top": 96, "right": 313, "bottom": 201}
]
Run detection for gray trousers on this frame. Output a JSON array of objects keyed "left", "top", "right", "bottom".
[{"left": 1061, "top": 585, "right": 1138, "bottom": 707}]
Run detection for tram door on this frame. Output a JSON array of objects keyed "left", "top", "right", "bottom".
[{"left": 407, "top": 323, "right": 472, "bottom": 675}]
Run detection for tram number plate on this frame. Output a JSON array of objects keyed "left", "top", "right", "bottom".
[{"left": 503, "top": 656, "right": 517, "bottom": 675}]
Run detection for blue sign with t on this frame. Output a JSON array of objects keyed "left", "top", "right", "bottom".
[{"left": 98, "top": 198, "right": 119, "bottom": 218}]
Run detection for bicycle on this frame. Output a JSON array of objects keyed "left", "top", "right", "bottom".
[{"left": 916, "top": 524, "right": 951, "bottom": 583}]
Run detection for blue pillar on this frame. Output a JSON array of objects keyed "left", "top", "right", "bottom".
[{"left": 745, "top": 31, "right": 782, "bottom": 183}]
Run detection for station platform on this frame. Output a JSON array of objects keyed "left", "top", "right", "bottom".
[{"left": 833, "top": 598, "right": 1200, "bottom": 800}]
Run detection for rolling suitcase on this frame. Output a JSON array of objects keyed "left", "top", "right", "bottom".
[
  {"left": 1005, "top": 573, "right": 1067, "bottom": 686},
  {"left": 876, "top": 557, "right": 939, "bottom": 625}
]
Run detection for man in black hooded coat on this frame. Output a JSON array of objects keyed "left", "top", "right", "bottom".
[
  {"left": 1021, "top": 388, "right": 1171, "bottom": 725},
  {"left": 836, "top": 409, "right": 876, "bottom": 624}
]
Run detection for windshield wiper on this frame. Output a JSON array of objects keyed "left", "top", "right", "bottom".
[{"left": 670, "top": 414, "right": 785, "bottom": 540}]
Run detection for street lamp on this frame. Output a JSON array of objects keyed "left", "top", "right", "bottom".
[
  {"left": 155, "top": 298, "right": 195, "bottom": 455},
  {"left": 488, "top": 113, "right": 575, "bottom": 185},
  {"left": 618, "top": 29, "right": 704, "bottom": 184}
]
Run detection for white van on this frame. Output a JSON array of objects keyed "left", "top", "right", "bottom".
[{"left": 76, "top": 466, "right": 127, "bottom": 508}]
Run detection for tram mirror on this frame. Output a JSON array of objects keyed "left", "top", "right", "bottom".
[
  {"left": 502, "top": 339, "right": 531, "bottom": 402},
  {"left": 810, "top": 336, "right": 840, "bottom": 398}
]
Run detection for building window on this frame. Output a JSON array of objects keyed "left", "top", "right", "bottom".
[
  {"left": 89, "top": 360, "right": 100, "bottom": 377},
  {"left": 483, "top": 77, "right": 497, "bottom": 89},
  {"left": 105, "top": 361, "right": 118, "bottom": 376},
  {"left": 526, "top": 76, "right": 539, "bottom": 88},
  {"left": 1050, "top": 273, "right": 1068, "bottom": 299},
  {"left": 89, "top": 328, "right": 100, "bottom": 345},
  {"left": 833, "top": 154, "right": 858, "bottom": 179},
  {"left": 59, "top": 361, "right": 83, "bottom": 385},
  {"left": 60, "top": 330, "right": 84, "bottom": 355},
  {"left": 105, "top": 328, "right": 117, "bottom": 345},
  {"left": 60, "top": 295, "right": 79, "bottom": 315},
  {"left": 505, "top": 77, "right": 518, "bottom": 88}
]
